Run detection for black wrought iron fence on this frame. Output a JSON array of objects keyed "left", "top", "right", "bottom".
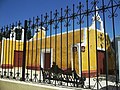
[{"left": 0, "top": 0, "right": 120, "bottom": 90}]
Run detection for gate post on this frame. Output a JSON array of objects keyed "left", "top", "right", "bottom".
[{"left": 22, "top": 20, "right": 27, "bottom": 81}]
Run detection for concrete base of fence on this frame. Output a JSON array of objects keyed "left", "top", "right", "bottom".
[{"left": 0, "top": 79, "right": 74, "bottom": 90}]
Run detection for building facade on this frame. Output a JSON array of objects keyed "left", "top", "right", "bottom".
[{"left": 0, "top": 13, "right": 115, "bottom": 77}]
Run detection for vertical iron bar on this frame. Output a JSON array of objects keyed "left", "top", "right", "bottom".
[
  {"left": 17, "top": 21, "right": 21, "bottom": 78},
  {"left": 35, "top": 16, "right": 39, "bottom": 82},
  {"left": 102, "top": 0, "right": 108, "bottom": 90},
  {"left": 50, "top": 11, "right": 52, "bottom": 67},
  {"left": 60, "top": 8, "right": 63, "bottom": 81},
  {"left": 44, "top": 13, "right": 47, "bottom": 72},
  {"left": 26, "top": 37, "right": 29, "bottom": 80},
  {"left": 26, "top": 29, "right": 29, "bottom": 80},
  {"left": 79, "top": 2, "right": 83, "bottom": 88},
  {"left": 17, "top": 30, "right": 20, "bottom": 77},
  {"left": 94, "top": 1, "right": 99, "bottom": 89},
  {"left": 39, "top": 15, "right": 43, "bottom": 82},
  {"left": 13, "top": 22, "right": 17, "bottom": 79},
  {"left": 22, "top": 20, "right": 27, "bottom": 81},
  {"left": 30, "top": 17, "right": 35, "bottom": 81},
  {"left": 111, "top": 0, "right": 118, "bottom": 90},
  {"left": 26, "top": 18, "right": 31, "bottom": 81},
  {"left": 55, "top": 10, "right": 58, "bottom": 86},
  {"left": 54, "top": 11, "right": 57, "bottom": 64},
  {"left": 72, "top": 4, "right": 75, "bottom": 87},
  {"left": 7, "top": 25, "right": 11, "bottom": 78},
  {"left": 66, "top": 6, "right": 69, "bottom": 86},
  {"left": 4, "top": 26, "right": 7, "bottom": 77},
  {"left": 10, "top": 24, "right": 14, "bottom": 78},
  {"left": 49, "top": 12, "right": 52, "bottom": 84},
  {"left": 86, "top": 0, "right": 91, "bottom": 88}
]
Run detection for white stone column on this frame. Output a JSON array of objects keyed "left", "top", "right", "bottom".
[
  {"left": 1, "top": 38, "right": 5, "bottom": 65},
  {"left": 21, "top": 29, "right": 24, "bottom": 42},
  {"left": 71, "top": 45, "right": 74, "bottom": 71},
  {"left": 41, "top": 53, "right": 44, "bottom": 68},
  {"left": 71, "top": 44, "right": 81, "bottom": 76},
  {"left": 77, "top": 43, "right": 81, "bottom": 76}
]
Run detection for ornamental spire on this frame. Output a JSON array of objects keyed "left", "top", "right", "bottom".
[{"left": 90, "top": 6, "right": 104, "bottom": 32}]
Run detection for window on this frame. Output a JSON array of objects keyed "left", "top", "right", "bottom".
[{"left": 73, "top": 46, "right": 77, "bottom": 52}]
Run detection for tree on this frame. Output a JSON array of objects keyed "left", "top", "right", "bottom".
[
  {"left": 26, "top": 30, "right": 32, "bottom": 40},
  {"left": 15, "top": 28, "right": 22, "bottom": 40}
]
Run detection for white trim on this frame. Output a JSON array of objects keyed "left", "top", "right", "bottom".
[
  {"left": 83, "top": 28, "right": 87, "bottom": 46},
  {"left": 76, "top": 43, "right": 81, "bottom": 76},
  {"left": 71, "top": 46, "right": 73, "bottom": 71},
  {"left": 29, "top": 28, "right": 87, "bottom": 47},
  {"left": 90, "top": 6, "right": 104, "bottom": 32},
  {"left": 71, "top": 43, "right": 81, "bottom": 75},
  {"left": 0, "top": 38, "right": 4, "bottom": 65},
  {"left": 31, "top": 28, "right": 85, "bottom": 40},
  {"left": 47, "top": 28, "right": 84, "bottom": 38},
  {"left": 10, "top": 31, "right": 16, "bottom": 41},
  {"left": 97, "top": 47, "right": 105, "bottom": 51},
  {"left": 21, "top": 29, "right": 24, "bottom": 42},
  {"left": 40, "top": 53, "right": 44, "bottom": 68}
]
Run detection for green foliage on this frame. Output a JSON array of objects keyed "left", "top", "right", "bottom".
[
  {"left": 26, "top": 30, "right": 32, "bottom": 40},
  {"left": 15, "top": 29, "right": 22, "bottom": 40},
  {"left": 0, "top": 33, "right": 3, "bottom": 40},
  {"left": 0, "top": 28, "right": 32, "bottom": 41}
]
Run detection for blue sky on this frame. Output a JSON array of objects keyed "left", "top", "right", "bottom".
[
  {"left": 0, "top": 0, "right": 120, "bottom": 39},
  {"left": 0, "top": 0, "right": 79, "bottom": 26}
]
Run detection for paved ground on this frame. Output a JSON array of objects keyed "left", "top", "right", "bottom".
[{"left": 0, "top": 68, "right": 120, "bottom": 90}]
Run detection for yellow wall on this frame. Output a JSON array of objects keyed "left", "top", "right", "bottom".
[
  {"left": 1, "top": 29, "right": 115, "bottom": 74},
  {"left": 2, "top": 40, "right": 23, "bottom": 65},
  {"left": 26, "top": 29, "right": 84, "bottom": 70},
  {"left": 25, "top": 29, "right": 114, "bottom": 73}
]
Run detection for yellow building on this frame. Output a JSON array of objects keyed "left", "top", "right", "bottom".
[{"left": 0, "top": 13, "right": 115, "bottom": 77}]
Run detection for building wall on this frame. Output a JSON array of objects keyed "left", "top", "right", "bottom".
[
  {"left": 25, "top": 28, "right": 114, "bottom": 74},
  {"left": 1, "top": 28, "right": 115, "bottom": 76},
  {"left": 1, "top": 39, "right": 23, "bottom": 67},
  {"left": 25, "top": 29, "right": 85, "bottom": 72}
]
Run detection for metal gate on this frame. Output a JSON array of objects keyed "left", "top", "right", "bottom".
[{"left": 0, "top": 0, "right": 120, "bottom": 90}]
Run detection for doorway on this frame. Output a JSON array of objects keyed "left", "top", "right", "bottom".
[
  {"left": 44, "top": 53, "right": 51, "bottom": 69},
  {"left": 14, "top": 50, "right": 23, "bottom": 67},
  {"left": 98, "top": 50, "right": 105, "bottom": 74},
  {"left": 40, "top": 49, "right": 53, "bottom": 69}
]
